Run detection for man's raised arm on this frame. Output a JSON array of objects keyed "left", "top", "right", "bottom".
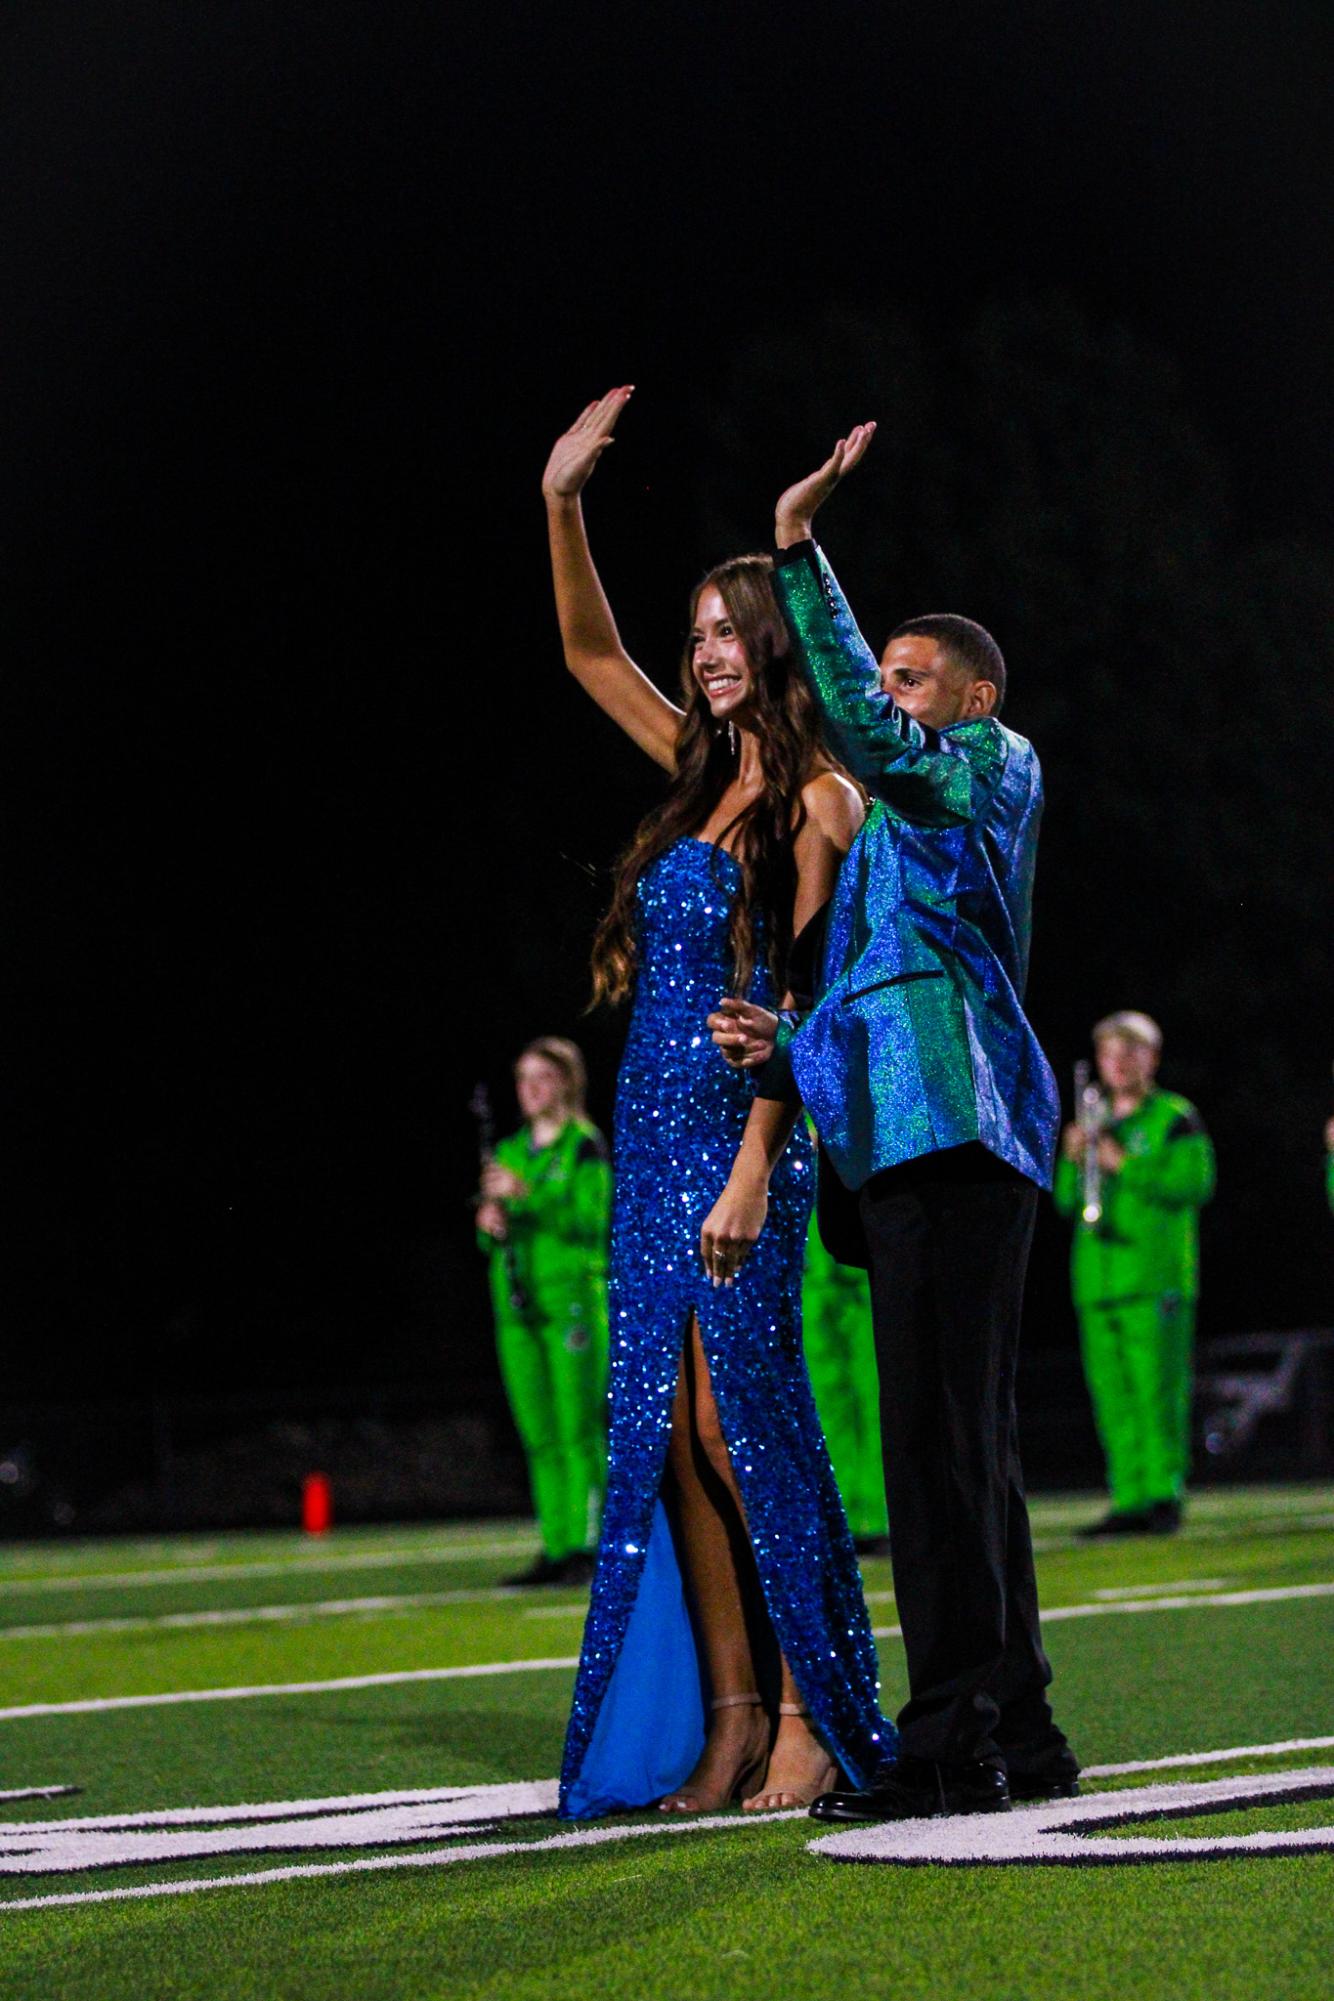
[{"left": 773, "top": 428, "right": 1004, "bottom": 826}]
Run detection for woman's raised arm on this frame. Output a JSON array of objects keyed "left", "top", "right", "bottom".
[{"left": 542, "top": 387, "right": 682, "bottom": 772}]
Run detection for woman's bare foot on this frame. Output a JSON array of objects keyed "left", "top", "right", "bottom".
[
  {"left": 658, "top": 1698, "right": 769, "bottom": 1812},
  {"left": 742, "top": 1707, "right": 837, "bottom": 1811}
]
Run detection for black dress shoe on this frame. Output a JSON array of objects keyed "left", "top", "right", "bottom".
[
  {"left": 809, "top": 1756, "right": 1011, "bottom": 1824},
  {"left": 552, "top": 1550, "right": 596, "bottom": 1586},
  {"left": 853, "top": 1534, "right": 895, "bottom": 1559},
  {"left": 1077, "top": 1509, "right": 1153, "bottom": 1539},
  {"left": 501, "top": 1554, "right": 563, "bottom": 1588},
  {"left": 1006, "top": 1752, "right": 1082, "bottom": 1802},
  {"left": 1145, "top": 1498, "right": 1182, "bottom": 1535}
]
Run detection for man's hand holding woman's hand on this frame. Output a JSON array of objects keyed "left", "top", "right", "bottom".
[
  {"left": 708, "top": 997, "right": 779, "bottom": 1070},
  {"left": 774, "top": 420, "right": 876, "bottom": 548}
]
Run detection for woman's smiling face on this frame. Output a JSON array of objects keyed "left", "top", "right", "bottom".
[{"left": 690, "top": 584, "right": 756, "bottom": 721}]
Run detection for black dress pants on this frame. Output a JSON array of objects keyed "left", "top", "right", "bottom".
[{"left": 859, "top": 1145, "right": 1066, "bottom": 1771}]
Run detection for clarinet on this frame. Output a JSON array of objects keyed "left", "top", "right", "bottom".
[
  {"left": 1074, "top": 1060, "right": 1104, "bottom": 1225},
  {"left": 469, "top": 1082, "right": 530, "bottom": 1314}
]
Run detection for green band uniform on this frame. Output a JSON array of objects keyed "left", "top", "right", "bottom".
[
  {"left": 1053, "top": 1089, "right": 1215, "bottom": 1515},
  {"left": 802, "top": 1209, "right": 888, "bottom": 1543},
  {"left": 481, "top": 1117, "right": 612, "bottom": 1562}
]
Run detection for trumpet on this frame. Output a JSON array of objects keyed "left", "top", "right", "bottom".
[{"left": 1074, "top": 1059, "right": 1104, "bottom": 1225}]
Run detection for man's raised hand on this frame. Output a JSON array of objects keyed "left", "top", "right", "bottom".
[
  {"left": 774, "top": 421, "right": 876, "bottom": 549},
  {"left": 542, "top": 386, "right": 634, "bottom": 499},
  {"left": 708, "top": 997, "right": 779, "bottom": 1070}
]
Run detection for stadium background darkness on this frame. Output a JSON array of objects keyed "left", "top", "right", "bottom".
[{"left": 4, "top": 3, "right": 1331, "bottom": 1506}]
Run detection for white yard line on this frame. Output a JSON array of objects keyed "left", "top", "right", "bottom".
[
  {"left": 0, "top": 1586, "right": 571, "bottom": 1641},
  {"left": 0, "top": 1577, "right": 1253, "bottom": 1638},
  {"left": 1030, "top": 1490, "right": 1334, "bottom": 1524},
  {"left": 1093, "top": 1578, "right": 1226, "bottom": 1599},
  {"left": 864, "top": 1579, "right": 1230, "bottom": 1614},
  {"left": 869, "top": 1577, "right": 1334, "bottom": 1639},
  {"left": 1044, "top": 1578, "right": 1334, "bottom": 1617},
  {"left": 3, "top": 1497, "right": 1327, "bottom": 1594},
  {"left": 0, "top": 1657, "right": 582, "bottom": 1722},
  {"left": 1175, "top": 1514, "right": 1334, "bottom": 1538},
  {"left": 1084, "top": 1735, "right": 1334, "bottom": 1777},
  {"left": 1030, "top": 1512, "right": 1334, "bottom": 1553},
  {"left": 0, "top": 1575, "right": 1232, "bottom": 1638},
  {"left": 0, "top": 1540, "right": 536, "bottom": 1597},
  {"left": 4, "top": 1577, "right": 1331, "bottom": 1725}
]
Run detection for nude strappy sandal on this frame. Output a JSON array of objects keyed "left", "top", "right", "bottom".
[
  {"left": 657, "top": 1693, "right": 768, "bottom": 1813},
  {"left": 742, "top": 1702, "right": 839, "bottom": 1812}
]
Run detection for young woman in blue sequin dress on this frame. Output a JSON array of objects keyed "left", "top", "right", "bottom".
[{"left": 542, "top": 387, "right": 891, "bottom": 1818}]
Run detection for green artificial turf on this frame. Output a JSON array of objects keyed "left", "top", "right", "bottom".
[
  {"left": 6, "top": 1826, "right": 1334, "bottom": 2001},
  {"left": 0, "top": 1488, "right": 1332, "bottom": 2000}
]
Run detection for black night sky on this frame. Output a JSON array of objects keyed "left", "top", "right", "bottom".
[{"left": 5, "top": 4, "right": 1332, "bottom": 1507}]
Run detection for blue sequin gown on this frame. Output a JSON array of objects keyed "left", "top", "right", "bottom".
[{"left": 559, "top": 837, "right": 890, "bottom": 1818}]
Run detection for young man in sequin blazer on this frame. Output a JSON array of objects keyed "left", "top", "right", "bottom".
[{"left": 708, "top": 422, "right": 1078, "bottom": 1823}]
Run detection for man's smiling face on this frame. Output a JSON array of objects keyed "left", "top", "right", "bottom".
[{"left": 878, "top": 633, "right": 996, "bottom": 729}]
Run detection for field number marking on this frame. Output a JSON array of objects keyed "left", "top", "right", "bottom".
[
  {"left": 812, "top": 1766, "right": 1334, "bottom": 1866},
  {"left": 4, "top": 1767, "right": 1334, "bottom": 1911},
  {"left": 0, "top": 1786, "right": 790, "bottom": 1913}
]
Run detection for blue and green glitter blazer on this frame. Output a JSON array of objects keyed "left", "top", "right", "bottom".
[{"left": 762, "top": 540, "right": 1060, "bottom": 1193}]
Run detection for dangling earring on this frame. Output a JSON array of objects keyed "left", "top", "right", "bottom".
[{"left": 728, "top": 721, "right": 738, "bottom": 757}]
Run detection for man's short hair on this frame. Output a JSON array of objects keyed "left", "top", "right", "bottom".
[{"left": 889, "top": 614, "right": 1007, "bottom": 712}]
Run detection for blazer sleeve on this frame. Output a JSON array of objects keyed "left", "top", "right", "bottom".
[
  {"left": 772, "top": 540, "right": 1010, "bottom": 826},
  {"left": 752, "top": 1010, "right": 805, "bottom": 1107}
]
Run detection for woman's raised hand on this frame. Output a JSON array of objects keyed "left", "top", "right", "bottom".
[
  {"left": 774, "top": 420, "right": 876, "bottom": 548},
  {"left": 542, "top": 386, "right": 635, "bottom": 499}
]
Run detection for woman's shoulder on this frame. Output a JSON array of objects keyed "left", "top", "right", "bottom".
[{"left": 799, "top": 768, "right": 866, "bottom": 846}]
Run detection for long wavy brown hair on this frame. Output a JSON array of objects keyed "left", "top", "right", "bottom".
[{"left": 590, "top": 554, "right": 838, "bottom": 1008}]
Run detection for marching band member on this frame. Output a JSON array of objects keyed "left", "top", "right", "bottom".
[
  {"left": 477, "top": 1038, "right": 611, "bottom": 1585},
  {"left": 1055, "top": 1012, "right": 1215, "bottom": 1536}
]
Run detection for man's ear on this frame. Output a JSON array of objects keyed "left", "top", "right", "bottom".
[{"left": 964, "top": 679, "right": 998, "bottom": 719}]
